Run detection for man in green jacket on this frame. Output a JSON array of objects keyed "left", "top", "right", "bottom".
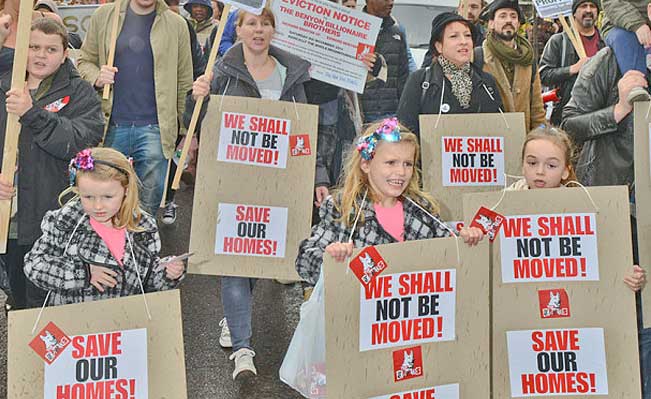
[{"left": 78, "top": 0, "right": 193, "bottom": 215}]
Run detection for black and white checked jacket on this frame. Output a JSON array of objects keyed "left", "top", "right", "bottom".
[
  {"left": 295, "top": 194, "right": 450, "bottom": 286},
  {"left": 24, "top": 199, "right": 182, "bottom": 306}
]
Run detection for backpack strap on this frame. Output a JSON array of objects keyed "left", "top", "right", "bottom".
[{"left": 420, "top": 66, "right": 432, "bottom": 107}]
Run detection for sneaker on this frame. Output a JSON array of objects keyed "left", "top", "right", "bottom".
[
  {"left": 627, "top": 87, "right": 651, "bottom": 104},
  {"left": 219, "top": 317, "right": 233, "bottom": 348},
  {"left": 275, "top": 279, "right": 294, "bottom": 285},
  {"left": 229, "top": 348, "right": 257, "bottom": 380},
  {"left": 161, "top": 201, "right": 177, "bottom": 225}
]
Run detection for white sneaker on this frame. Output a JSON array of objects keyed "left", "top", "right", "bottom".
[
  {"left": 229, "top": 348, "right": 257, "bottom": 380},
  {"left": 219, "top": 317, "right": 232, "bottom": 348}
]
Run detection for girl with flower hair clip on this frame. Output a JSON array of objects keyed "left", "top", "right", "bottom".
[
  {"left": 295, "top": 117, "right": 484, "bottom": 288},
  {"left": 23, "top": 147, "right": 186, "bottom": 306}
]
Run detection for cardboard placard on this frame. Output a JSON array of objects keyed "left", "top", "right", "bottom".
[
  {"left": 419, "top": 113, "right": 526, "bottom": 223},
  {"left": 463, "top": 186, "right": 641, "bottom": 398},
  {"left": 271, "top": 0, "right": 381, "bottom": 93},
  {"left": 634, "top": 102, "right": 651, "bottom": 328},
  {"left": 7, "top": 290, "right": 186, "bottom": 399},
  {"left": 189, "top": 96, "right": 317, "bottom": 279},
  {"left": 325, "top": 238, "right": 489, "bottom": 398}
]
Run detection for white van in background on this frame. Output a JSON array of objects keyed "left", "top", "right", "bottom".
[{"left": 357, "top": 0, "right": 458, "bottom": 67}]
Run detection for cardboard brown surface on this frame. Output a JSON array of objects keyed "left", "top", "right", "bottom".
[
  {"left": 324, "top": 238, "right": 490, "bottom": 398},
  {"left": 463, "top": 186, "right": 640, "bottom": 398},
  {"left": 189, "top": 95, "right": 317, "bottom": 279},
  {"left": 419, "top": 112, "right": 526, "bottom": 223},
  {"left": 7, "top": 290, "right": 186, "bottom": 398},
  {"left": 634, "top": 102, "right": 651, "bottom": 329}
]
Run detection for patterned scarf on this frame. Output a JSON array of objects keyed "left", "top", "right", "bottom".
[{"left": 438, "top": 55, "right": 472, "bottom": 109}]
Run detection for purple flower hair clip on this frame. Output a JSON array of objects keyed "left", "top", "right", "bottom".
[
  {"left": 68, "top": 149, "right": 130, "bottom": 186},
  {"left": 356, "top": 117, "right": 402, "bottom": 160}
]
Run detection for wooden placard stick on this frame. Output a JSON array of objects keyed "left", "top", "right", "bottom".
[
  {"left": 0, "top": 0, "right": 35, "bottom": 254},
  {"left": 172, "top": 3, "right": 232, "bottom": 190},
  {"left": 559, "top": 15, "right": 586, "bottom": 59},
  {"left": 570, "top": 15, "right": 587, "bottom": 58},
  {"left": 102, "top": 0, "right": 122, "bottom": 100}
]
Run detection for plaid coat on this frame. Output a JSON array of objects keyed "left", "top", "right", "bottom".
[
  {"left": 295, "top": 194, "right": 449, "bottom": 285},
  {"left": 24, "top": 200, "right": 183, "bottom": 306}
]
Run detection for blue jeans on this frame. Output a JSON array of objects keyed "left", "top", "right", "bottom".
[
  {"left": 104, "top": 124, "right": 167, "bottom": 215},
  {"left": 221, "top": 276, "right": 257, "bottom": 351},
  {"left": 605, "top": 27, "right": 647, "bottom": 75},
  {"left": 641, "top": 328, "right": 651, "bottom": 399}
]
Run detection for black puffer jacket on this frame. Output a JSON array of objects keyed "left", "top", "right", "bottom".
[
  {"left": 539, "top": 31, "right": 605, "bottom": 125},
  {"left": 0, "top": 59, "right": 104, "bottom": 246},
  {"left": 184, "top": 42, "right": 311, "bottom": 127},
  {"left": 397, "top": 60, "right": 503, "bottom": 137},
  {"left": 561, "top": 47, "right": 633, "bottom": 189},
  {"left": 360, "top": 9, "right": 409, "bottom": 123}
]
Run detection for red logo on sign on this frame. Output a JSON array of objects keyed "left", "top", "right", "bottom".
[
  {"left": 538, "top": 289, "right": 571, "bottom": 319},
  {"left": 356, "top": 43, "right": 375, "bottom": 60},
  {"left": 29, "top": 322, "right": 71, "bottom": 365},
  {"left": 290, "top": 134, "right": 311, "bottom": 156},
  {"left": 44, "top": 96, "right": 70, "bottom": 113},
  {"left": 470, "top": 206, "right": 505, "bottom": 242},
  {"left": 392, "top": 346, "right": 424, "bottom": 382},
  {"left": 349, "top": 246, "right": 388, "bottom": 286}
]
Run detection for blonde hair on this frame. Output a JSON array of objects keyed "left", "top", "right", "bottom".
[
  {"left": 522, "top": 124, "right": 577, "bottom": 185},
  {"left": 59, "top": 147, "right": 143, "bottom": 231},
  {"left": 335, "top": 121, "right": 439, "bottom": 227}
]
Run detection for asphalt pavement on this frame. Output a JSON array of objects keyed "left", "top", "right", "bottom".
[{"left": 0, "top": 183, "right": 306, "bottom": 399}]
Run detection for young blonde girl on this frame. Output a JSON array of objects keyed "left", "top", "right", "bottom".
[
  {"left": 296, "top": 118, "right": 483, "bottom": 285},
  {"left": 24, "top": 147, "right": 185, "bottom": 306}
]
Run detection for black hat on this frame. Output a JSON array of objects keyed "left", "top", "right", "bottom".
[
  {"left": 482, "top": 0, "right": 525, "bottom": 23},
  {"left": 572, "top": 0, "right": 600, "bottom": 15},
  {"left": 429, "top": 12, "right": 473, "bottom": 50}
]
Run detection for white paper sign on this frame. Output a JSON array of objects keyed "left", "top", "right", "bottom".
[
  {"left": 217, "top": 112, "right": 290, "bottom": 169},
  {"left": 441, "top": 136, "right": 505, "bottom": 186},
  {"left": 271, "top": 0, "right": 381, "bottom": 93},
  {"left": 43, "top": 329, "right": 148, "bottom": 399},
  {"left": 500, "top": 213, "right": 599, "bottom": 283},
  {"left": 359, "top": 269, "right": 456, "bottom": 352},
  {"left": 506, "top": 328, "right": 608, "bottom": 397},
  {"left": 215, "top": 203, "right": 288, "bottom": 258},
  {"left": 223, "top": 0, "right": 267, "bottom": 15},
  {"left": 368, "top": 383, "right": 460, "bottom": 399},
  {"left": 532, "top": 0, "right": 573, "bottom": 18}
]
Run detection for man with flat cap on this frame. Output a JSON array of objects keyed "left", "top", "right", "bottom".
[
  {"left": 477, "top": 0, "right": 545, "bottom": 131},
  {"left": 539, "top": 0, "right": 605, "bottom": 125}
]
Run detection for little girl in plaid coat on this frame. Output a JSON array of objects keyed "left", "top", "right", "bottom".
[{"left": 296, "top": 118, "right": 483, "bottom": 286}]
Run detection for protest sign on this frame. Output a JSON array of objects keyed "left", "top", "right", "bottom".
[
  {"left": 325, "top": 238, "right": 489, "bottom": 398},
  {"left": 634, "top": 102, "right": 651, "bottom": 328},
  {"left": 420, "top": 113, "right": 525, "bottom": 223},
  {"left": 223, "top": 0, "right": 267, "bottom": 14},
  {"left": 60, "top": 5, "right": 99, "bottom": 39},
  {"left": 532, "top": 0, "right": 572, "bottom": 18},
  {"left": 271, "top": 0, "right": 381, "bottom": 93},
  {"left": 189, "top": 96, "right": 317, "bottom": 280},
  {"left": 217, "top": 112, "right": 290, "bottom": 168},
  {"left": 506, "top": 328, "right": 608, "bottom": 396},
  {"left": 215, "top": 203, "right": 288, "bottom": 257},
  {"left": 441, "top": 136, "right": 505, "bottom": 186},
  {"left": 359, "top": 269, "right": 456, "bottom": 351},
  {"left": 8, "top": 290, "right": 186, "bottom": 399},
  {"left": 500, "top": 213, "right": 599, "bottom": 283},
  {"left": 463, "top": 186, "right": 641, "bottom": 398}
]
